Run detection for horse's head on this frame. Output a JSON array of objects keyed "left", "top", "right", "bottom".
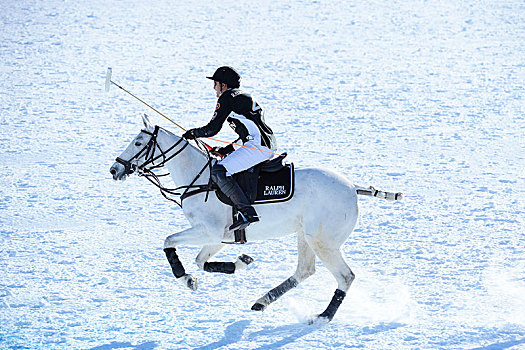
[{"left": 110, "top": 115, "right": 156, "bottom": 180}]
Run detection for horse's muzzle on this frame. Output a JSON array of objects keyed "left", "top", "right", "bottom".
[{"left": 110, "top": 162, "right": 127, "bottom": 181}]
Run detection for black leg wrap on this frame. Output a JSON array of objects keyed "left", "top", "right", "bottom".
[
  {"left": 252, "top": 276, "right": 299, "bottom": 311},
  {"left": 203, "top": 262, "right": 236, "bottom": 274},
  {"left": 319, "top": 289, "right": 346, "bottom": 321},
  {"left": 164, "top": 248, "right": 186, "bottom": 278},
  {"left": 266, "top": 276, "right": 299, "bottom": 303}
]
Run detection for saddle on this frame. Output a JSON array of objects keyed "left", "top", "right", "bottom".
[{"left": 215, "top": 153, "right": 295, "bottom": 207}]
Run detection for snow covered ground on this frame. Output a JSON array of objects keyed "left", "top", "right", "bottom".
[{"left": 1, "top": 0, "right": 524, "bottom": 348}]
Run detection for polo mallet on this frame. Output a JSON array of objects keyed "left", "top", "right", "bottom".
[{"left": 105, "top": 67, "right": 186, "bottom": 131}]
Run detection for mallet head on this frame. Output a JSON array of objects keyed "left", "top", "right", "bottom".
[{"left": 105, "top": 67, "right": 112, "bottom": 92}]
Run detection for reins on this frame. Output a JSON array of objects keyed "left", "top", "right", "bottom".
[{"left": 119, "top": 125, "right": 215, "bottom": 208}]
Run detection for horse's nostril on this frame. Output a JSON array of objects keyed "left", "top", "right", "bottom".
[{"left": 110, "top": 168, "right": 116, "bottom": 175}]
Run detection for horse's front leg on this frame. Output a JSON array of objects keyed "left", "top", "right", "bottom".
[
  {"left": 196, "top": 244, "right": 254, "bottom": 274},
  {"left": 163, "top": 225, "right": 221, "bottom": 291}
]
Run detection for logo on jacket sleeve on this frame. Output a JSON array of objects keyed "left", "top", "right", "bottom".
[{"left": 211, "top": 103, "right": 220, "bottom": 120}]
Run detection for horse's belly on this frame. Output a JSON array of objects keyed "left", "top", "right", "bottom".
[{"left": 247, "top": 167, "right": 359, "bottom": 242}]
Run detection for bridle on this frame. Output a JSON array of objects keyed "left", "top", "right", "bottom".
[
  {"left": 115, "top": 125, "right": 187, "bottom": 174},
  {"left": 115, "top": 125, "right": 214, "bottom": 207}
]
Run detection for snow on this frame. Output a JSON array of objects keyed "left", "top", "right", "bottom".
[{"left": 1, "top": 0, "right": 524, "bottom": 349}]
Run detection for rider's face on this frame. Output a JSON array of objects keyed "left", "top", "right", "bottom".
[{"left": 214, "top": 81, "right": 225, "bottom": 97}]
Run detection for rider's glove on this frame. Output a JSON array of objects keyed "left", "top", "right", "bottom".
[
  {"left": 182, "top": 129, "right": 197, "bottom": 140},
  {"left": 212, "top": 144, "right": 235, "bottom": 157}
]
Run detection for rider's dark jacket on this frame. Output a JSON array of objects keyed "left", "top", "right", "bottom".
[{"left": 191, "top": 88, "right": 277, "bottom": 150}]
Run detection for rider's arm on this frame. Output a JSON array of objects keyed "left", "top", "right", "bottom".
[{"left": 192, "top": 93, "right": 232, "bottom": 138}]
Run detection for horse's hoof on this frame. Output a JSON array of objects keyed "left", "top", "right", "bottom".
[
  {"left": 238, "top": 254, "right": 254, "bottom": 265},
  {"left": 251, "top": 302, "right": 266, "bottom": 311},
  {"left": 235, "top": 254, "right": 254, "bottom": 271},
  {"left": 179, "top": 274, "right": 198, "bottom": 291},
  {"left": 307, "top": 315, "right": 330, "bottom": 325}
]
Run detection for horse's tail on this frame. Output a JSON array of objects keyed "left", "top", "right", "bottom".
[{"left": 356, "top": 185, "right": 404, "bottom": 201}]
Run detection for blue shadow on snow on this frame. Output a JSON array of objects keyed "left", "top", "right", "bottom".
[
  {"left": 471, "top": 337, "right": 525, "bottom": 350},
  {"left": 89, "top": 341, "right": 158, "bottom": 350},
  {"left": 246, "top": 323, "right": 321, "bottom": 350},
  {"left": 194, "top": 320, "right": 251, "bottom": 350}
]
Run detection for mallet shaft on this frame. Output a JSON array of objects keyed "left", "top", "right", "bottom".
[{"left": 111, "top": 81, "right": 186, "bottom": 132}]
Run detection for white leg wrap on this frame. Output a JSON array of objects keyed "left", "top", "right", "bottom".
[
  {"left": 234, "top": 254, "right": 254, "bottom": 271},
  {"left": 356, "top": 186, "right": 403, "bottom": 201}
]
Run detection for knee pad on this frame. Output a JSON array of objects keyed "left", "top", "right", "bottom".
[
  {"left": 211, "top": 164, "right": 228, "bottom": 185},
  {"left": 211, "top": 164, "right": 240, "bottom": 198}
]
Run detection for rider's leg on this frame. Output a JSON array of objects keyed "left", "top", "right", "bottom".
[
  {"left": 214, "top": 141, "right": 273, "bottom": 230},
  {"left": 211, "top": 163, "right": 259, "bottom": 230}
]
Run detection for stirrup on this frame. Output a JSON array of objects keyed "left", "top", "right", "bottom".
[{"left": 229, "top": 211, "right": 259, "bottom": 231}]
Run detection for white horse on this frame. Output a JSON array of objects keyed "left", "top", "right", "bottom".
[{"left": 110, "top": 115, "right": 402, "bottom": 323}]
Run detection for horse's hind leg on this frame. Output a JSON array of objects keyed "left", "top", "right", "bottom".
[
  {"left": 195, "top": 244, "right": 254, "bottom": 274},
  {"left": 251, "top": 231, "right": 316, "bottom": 311},
  {"left": 307, "top": 239, "right": 355, "bottom": 322}
]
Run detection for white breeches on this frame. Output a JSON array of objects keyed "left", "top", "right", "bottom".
[{"left": 219, "top": 140, "right": 274, "bottom": 175}]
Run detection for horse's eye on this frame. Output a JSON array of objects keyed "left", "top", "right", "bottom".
[{"left": 135, "top": 142, "right": 142, "bottom": 147}]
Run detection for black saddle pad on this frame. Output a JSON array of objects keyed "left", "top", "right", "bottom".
[
  {"left": 216, "top": 162, "right": 295, "bottom": 206},
  {"left": 254, "top": 163, "right": 294, "bottom": 204}
]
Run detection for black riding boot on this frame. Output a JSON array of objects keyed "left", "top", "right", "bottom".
[{"left": 211, "top": 164, "right": 259, "bottom": 230}]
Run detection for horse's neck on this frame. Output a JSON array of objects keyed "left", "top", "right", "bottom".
[{"left": 157, "top": 129, "right": 210, "bottom": 186}]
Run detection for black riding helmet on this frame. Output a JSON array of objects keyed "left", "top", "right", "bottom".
[{"left": 207, "top": 66, "right": 241, "bottom": 88}]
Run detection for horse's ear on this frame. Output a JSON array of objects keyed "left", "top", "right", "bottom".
[{"left": 142, "top": 114, "right": 153, "bottom": 130}]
